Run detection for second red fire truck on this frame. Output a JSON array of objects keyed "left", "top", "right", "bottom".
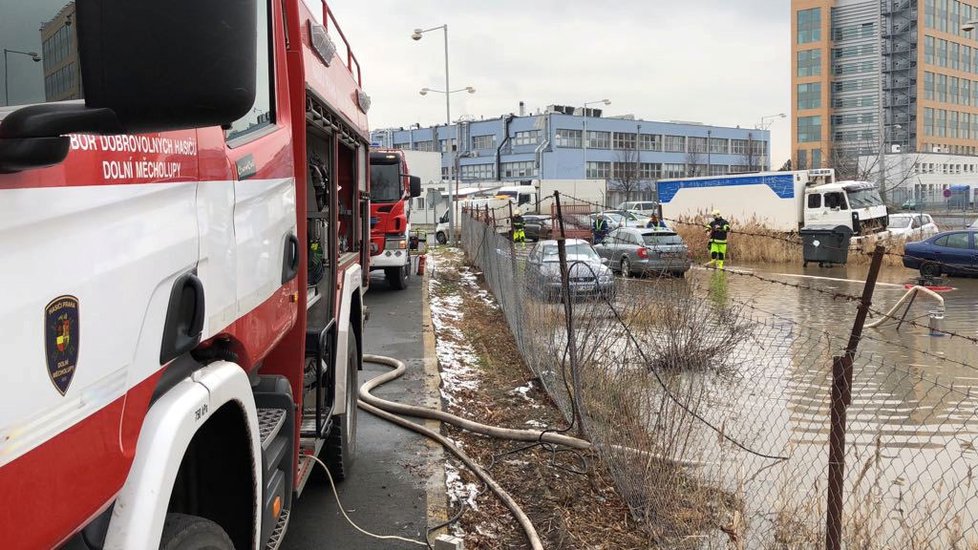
[
  {"left": 1, "top": 0, "right": 371, "bottom": 548},
  {"left": 368, "top": 149, "right": 421, "bottom": 289}
]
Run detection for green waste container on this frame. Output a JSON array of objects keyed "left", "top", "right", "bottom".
[{"left": 800, "top": 225, "right": 852, "bottom": 267}]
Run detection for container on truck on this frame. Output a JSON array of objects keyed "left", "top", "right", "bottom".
[{"left": 656, "top": 169, "right": 889, "bottom": 236}]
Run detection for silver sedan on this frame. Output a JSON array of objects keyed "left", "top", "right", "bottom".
[{"left": 593, "top": 227, "right": 691, "bottom": 277}]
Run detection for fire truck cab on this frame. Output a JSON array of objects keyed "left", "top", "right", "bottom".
[
  {"left": 0, "top": 1, "right": 369, "bottom": 548},
  {"left": 369, "top": 149, "right": 421, "bottom": 289}
]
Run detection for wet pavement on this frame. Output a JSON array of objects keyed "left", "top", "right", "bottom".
[{"left": 281, "top": 271, "right": 434, "bottom": 550}]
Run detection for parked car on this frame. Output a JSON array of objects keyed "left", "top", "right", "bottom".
[
  {"left": 616, "top": 201, "right": 659, "bottom": 216},
  {"left": 887, "top": 213, "right": 939, "bottom": 240},
  {"left": 594, "top": 227, "right": 691, "bottom": 277},
  {"left": 522, "top": 214, "right": 553, "bottom": 241},
  {"left": 901, "top": 198, "right": 920, "bottom": 210},
  {"left": 525, "top": 239, "right": 615, "bottom": 300},
  {"left": 590, "top": 210, "right": 651, "bottom": 230},
  {"left": 903, "top": 229, "right": 978, "bottom": 277}
]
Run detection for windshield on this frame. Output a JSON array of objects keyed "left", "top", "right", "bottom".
[
  {"left": 370, "top": 163, "right": 402, "bottom": 202},
  {"left": 642, "top": 233, "right": 682, "bottom": 245},
  {"left": 888, "top": 217, "right": 912, "bottom": 229},
  {"left": 540, "top": 243, "right": 599, "bottom": 261},
  {"left": 847, "top": 188, "right": 883, "bottom": 209}
]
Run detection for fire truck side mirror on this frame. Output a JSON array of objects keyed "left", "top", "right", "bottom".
[
  {"left": 0, "top": 0, "right": 258, "bottom": 173},
  {"left": 409, "top": 176, "right": 422, "bottom": 198},
  {"left": 75, "top": 0, "right": 258, "bottom": 133}
]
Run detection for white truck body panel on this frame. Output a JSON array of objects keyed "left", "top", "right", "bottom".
[
  {"left": 658, "top": 172, "right": 809, "bottom": 231},
  {"left": 536, "top": 179, "right": 606, "bottom": 212}
]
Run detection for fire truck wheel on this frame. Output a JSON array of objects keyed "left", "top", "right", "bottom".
[
  {"left": 324, "top": 331, "right": 359, "bottom": 481},
  {"left": 160, "top": 513, "right": 233, "bottom": 550},
  {"left": 385, "top": 264, "right": 409, "bottom": 290}
]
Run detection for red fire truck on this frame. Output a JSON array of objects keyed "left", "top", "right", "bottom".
[
  {"left": 369, "top": 150, "right": 421, "bottom": 289},
  {"left": 0, "top": 1, "right": 369, "bottom": 548}
]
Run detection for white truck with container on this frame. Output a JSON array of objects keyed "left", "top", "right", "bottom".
[
  {"left": 656, "top": 169, "right": 890, "bottom": 265},
  {"left": 657, "top": 169, "right": 889, "bottom": 234}
]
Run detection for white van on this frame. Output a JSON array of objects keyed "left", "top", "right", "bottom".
[{"left": 616, "top": 201, "right": 658, "bottom": 215}]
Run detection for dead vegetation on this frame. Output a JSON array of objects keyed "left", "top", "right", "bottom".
[
  {"left": 429, "top": 248, "right": 654, "bottom": 549},
  {"left": 672, "top": 216, "right": 906, "bottom": 266}
]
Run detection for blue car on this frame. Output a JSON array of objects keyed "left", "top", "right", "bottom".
[{"left": 903, "top": 230, "right": 978, "bottom": 277}]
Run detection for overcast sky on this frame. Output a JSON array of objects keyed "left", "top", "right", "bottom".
[{"left": 328, "top": 0, "right": 792, "bottom": 164}]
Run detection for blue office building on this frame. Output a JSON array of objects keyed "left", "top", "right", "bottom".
[{"left": 371, "top": 104, "right": 771, "bottom": 201}]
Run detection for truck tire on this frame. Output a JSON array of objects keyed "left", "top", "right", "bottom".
[
  {"left": 324, "top": 330, "right": 359, "bottom": 481},
  {"left": 385, "top": 263, "right": 409, "bottom": 290},
  {"left": 160, "top": 513, "right": 233, "bottom": 550},
  {"left": 436, "top": 231, "right": 447, "bottom": 244}
]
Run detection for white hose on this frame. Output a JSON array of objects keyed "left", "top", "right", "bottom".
[
  {"left": 361, "top": 354, "right": 544, "bottom": 550},
  {"left": 866, "top": 285, "right": 945, "bottom": 329}
]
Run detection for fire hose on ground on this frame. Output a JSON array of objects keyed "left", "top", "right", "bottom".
[{"left": 355, "top": 353, "right": 714, "bottom": 548}]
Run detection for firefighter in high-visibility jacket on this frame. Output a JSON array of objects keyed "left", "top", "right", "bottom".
[
  {"left": 512, "top": 208, "right": 526, "bottom": 244},
  {"left": 705, "top": 209, "right": 730, "bottom": 270}
]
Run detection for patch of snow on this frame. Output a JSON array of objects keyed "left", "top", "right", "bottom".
[
  {"left": 444, "top": 462, "right": 479, "bottom": 512},
  {"left": 509, "top": 380, "right": 536, "bottom": 401}
]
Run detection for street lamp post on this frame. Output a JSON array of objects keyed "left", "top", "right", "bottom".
[
  {"left": 707, "top": 129, "right": 712, "bottom": 175},
  {"left": 413, "top": 24, "right": 463, "bottom": 244},
  {"left": 757, "top": 112, "right": 786, "bottom": 131},
  {"left": 418, "top": 86, "right": 475, "bottom": 246},
  {"left": 582, "top": 98, "right": 611, "bottom": 180},
  {"left": 3, "top": 48, "right": 42, "bottom": 106}
]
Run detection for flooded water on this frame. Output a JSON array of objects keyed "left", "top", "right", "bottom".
[{"left": 623, "top": 262, "right": 978, "bottom": 547}]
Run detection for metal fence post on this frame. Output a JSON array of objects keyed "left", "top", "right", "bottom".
[
  {"left": 825, "top": 244, "right": 885, "bottom": 550},
  {"left": 554, "top": 191, "right": 585, "bottom": 435}
]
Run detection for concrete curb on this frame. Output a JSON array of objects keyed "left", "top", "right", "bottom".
[{"left": 421, "top": 250, "right": 449, "bottom": 538}]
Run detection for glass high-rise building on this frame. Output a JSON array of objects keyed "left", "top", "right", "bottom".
[{"left": 792, "top": 0, "right": 978, "bottom": 169}]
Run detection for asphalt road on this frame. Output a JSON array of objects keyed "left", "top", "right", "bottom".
[{"left": 281, "top": 270, "right": 434, "bottom": 549}]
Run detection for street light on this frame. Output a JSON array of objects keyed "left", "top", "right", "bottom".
[
  {"left": 3, "top": 48, "right": 42, "bottom": 106},
  {"left": 413, "top": 23, "right": 463, "bottom": 244},
  {"left": 757, "top": 112, "right": 786, "bottom": 131},
  {"left": 582, "top": 98, "right": 611, "bottom": 179},
  {"left": 417, "top": 84, "right": 476, "bottom": 247}
]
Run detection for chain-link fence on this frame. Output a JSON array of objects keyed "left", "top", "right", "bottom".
[{"left": 459, "top": 202, "right": 978, "bottom": 549}]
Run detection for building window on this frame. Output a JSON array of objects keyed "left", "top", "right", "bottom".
[
  {"left": 512, "top": 131, "right": 539, "bottom": 146},
  {"left": 924, "top": 71, "right": 935, "bottom": 100},
  {"left": 471, "top": 135, "right": 496, "bottom": 150},
  {"left": 797, "top": 82, "right": 821, "bottom": 110},
  {"left": 585, "top": 130, "right": 610, "bottom": 149},
  {"left": 797, "top": 8, "right": 821, "bottom": 44},
  {"left": 797, "top": 49, "right": 822, "bottom": 77},
  {"left": 638, "top": 162, "right": 661, "bottom": 180},
  {"left": 662, "top": 135, "right": 685, "bottom": 152},
  {"left": 500, "top": 160, "right": 537, "bottom": 178},
  {"left": 730, "top": 139, "right": 748, "bottom": 155},
  {"left": 440, "top": 138, "right": 457, "bottom": 153},
  {"left": 797, "top": 116, "right": 821, "bottom": 143},
  {"left": 833, "top": 22, "right": 874, "bottom": 41},
  {"left": 555, "top": 129, "right": 582, "bottom": 148},
  {"left": 833, "top": 61, "right": 875, "bottom": 76},
  {"left": 585, "top": 161, "right": 611, "bottom": 179},
  {"left": 414, "top": 140, "right": 435, "bottom": 152},
  {"left": 925, "top": 36, "right": 935, "bottom": 65},
  {"left": 709, "top": 138, "right": 728, "bottom": 154},
  {"left": 460, "top": 163, "right": 494, "bottom": 180},
  {"left": 796, "top": 149, "right": 808, "bottom": 170},
  {"left": 662, "top": 163, "right": 685, "bottom": 179},
  {"left": 613, "top": 132, "right": 636, "bottom": 150},
  {"left": 687, "top": 136, "right": 708, "bottom": 153},
  {"left": 638, "top": 134, "right": 661, "bottom": 151}
]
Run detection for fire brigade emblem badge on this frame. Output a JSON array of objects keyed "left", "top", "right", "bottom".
[{"left": 44, "top": 295, "right": 79, "bottom": 396}]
